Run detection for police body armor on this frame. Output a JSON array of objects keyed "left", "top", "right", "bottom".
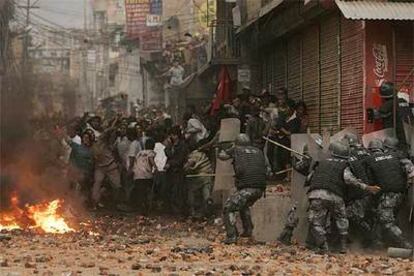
[
  {"left": 346, "top": 147, "right": 371, "bottom": 201},
  {"left": 367, "top": 151, "right": 406, "bottom": 193},
  {"left": 308, "top": 158, "right": 348, "bottom": 198},
  {"left": 233, "top": 146, "right": 266, "bottom": 190}
]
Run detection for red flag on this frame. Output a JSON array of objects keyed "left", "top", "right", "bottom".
[{"left": 210, "top": 66, "right": 231, "bottom": 115}]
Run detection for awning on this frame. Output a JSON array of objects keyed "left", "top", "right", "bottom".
[
  {"left": 336, "top": 0, "right": 414, "bottom": 21},
  {"left": 236, "top": 0, "right": 284, "bottom": 34}
]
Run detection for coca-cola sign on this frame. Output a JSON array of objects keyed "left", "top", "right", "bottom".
[{"left": 372, "top": 43, "right": 388, "bottom": 81}]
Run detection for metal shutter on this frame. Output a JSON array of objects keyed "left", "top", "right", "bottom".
[
  {"left": 287, "top": 34, "right": 302, "bottom": 102},
  {"left": 340, "top": 18, "right": 364, "bottom": 134},
  {"left": 395, "top": 23, "right": 413, "bottom": 92},
  {"left": 302, "top": 25, "right": 320, "bottom": 133},
  {"left": 273, "top": 42, "right": 287, "bottom": 93},
  {"left": 320, "top": 14, "right": 340, "bottom": 133}
]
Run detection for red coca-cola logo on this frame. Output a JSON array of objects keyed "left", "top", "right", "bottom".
[{"left": 372, "top": 44, "right": 388, "bottom": 79}]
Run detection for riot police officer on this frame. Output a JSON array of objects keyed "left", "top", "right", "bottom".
[
  {"left": 218, "top": 134, "right": 266, "bottom": 244},
  {"left": 343, "top": 133, "right": 379, "bottom": 247},
  {"left": 366, "top": 139, "right": 414, "bottom": 249},
  {"left": 307, "top": 141, "right": 380, "bottom": 254}
]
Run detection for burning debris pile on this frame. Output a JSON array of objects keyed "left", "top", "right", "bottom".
[{"left": 0, "top": 195, "right": 74, "bottom": 234}]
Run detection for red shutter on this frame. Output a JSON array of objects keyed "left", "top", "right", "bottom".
[
  {"left": 287, "top": 34, "right": 302, "bottom": 102},
  {"left": 395, "top": 23, "right": 413, "bottom": 94},
  {"left": 340, "top": 18, "right": 364, "bottom": 134},
  {"left": 320, "top": 14, "right": 340, "bottom": 133},
  {"left": 302, "top": 25, "right": 320, "bottom": 133}
]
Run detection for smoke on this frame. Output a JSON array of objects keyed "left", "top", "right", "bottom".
[{"left": 0, "top": 73, "right": 75, "bottom": 210}]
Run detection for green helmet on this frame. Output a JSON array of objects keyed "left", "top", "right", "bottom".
[
  {"left": 368, "top": 139, "right": 384, "bottom": 151},
  {"left": 383, "top": 137, "right": 399, "bottom": 150},
  {"left": 329, "top": 141, "right": 349, "bottom": 159},
  {"left": 380, "top": 82, "right": 394, "bottom": 99},
  {"left": 235, "top": 134, "right": 251, "bottom": 146},
  {"left": 343, "top": 133, "right": 358, "bottom": 147}
]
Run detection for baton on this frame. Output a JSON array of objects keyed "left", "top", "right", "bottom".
[
  {"left": 186, "top": 173, "right": 233, "bottom": 178},
  {"left": 263, "top": 136, "right": 311, "bottom": 159},
  {"left": 186, "top": 168, "right": 293, "bottom": 178}
]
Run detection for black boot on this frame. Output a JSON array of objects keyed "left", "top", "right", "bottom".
[
  {"left": 223, "top": 236, "right": 238, "bottom": 245},
  {"left": 395, "top": 236, "right": 413, "bottom": 249},
  {"left": 223, "top": 211, "right": 239, "bottom": 244},
  {"left": 316, "top": 241, "right": 329, "bottom": 255},
  {"left": 278, "top": 227, "right": 293, "bottom": 245},
  {"left": 339, "top": 235, "right": 348, "bottom": 254},
  {"left": 240, "top": 208, "right": 253, "bottom": 238}
]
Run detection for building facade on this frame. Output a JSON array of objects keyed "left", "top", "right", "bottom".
[{"left": 237, "top": 0, "right": 414, "bottom": 134}]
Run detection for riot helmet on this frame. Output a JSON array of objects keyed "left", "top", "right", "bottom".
[
  {"left": 368, "top": 139, "right": 384, "bottom": 151},
  {"left": 383, "top": 136, "right": 399, "bottom": 150},
  {"left": 343, "top": 133, "right": 358, "bottom": 147},
  {"left": 380, "top": 82, "right": 394, "bottom": 99},
  {"left": 235, "top": 133, "right": 251, "bottom": 146},
  {"left": 329, "top": 141, "right": 349, "bottom": 159}
]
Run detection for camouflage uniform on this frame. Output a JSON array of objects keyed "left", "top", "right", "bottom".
[
  {"left": 307, "top": 158, "right": 370, "bottom": 253},
  {"left": 278, "top": 204, "right": 299, "bottom": 245},
  {"left": 223, "top": 188, "right": 264, "bottom": 239},
  {"left": 366, "top": 149, "right": 414, "bottom": 248},
  {"left": 221, "top": 143, "right": 266, "bottom": 244},
  {"left": 345, "top": 147, "right": 378, "bottom": 244}
]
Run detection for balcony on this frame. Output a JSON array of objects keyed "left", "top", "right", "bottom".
[{"left": 197, "top": 20, "right": 240, "bottom": 75}]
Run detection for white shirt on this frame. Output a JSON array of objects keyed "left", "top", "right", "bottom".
[
  {"left": 186, "top": 118, "right": 208, "bottom": 143},
  {"left": 154, "top": 142, "right": 167, "bottom": 171},
  {"left": 115, "top": 136, "right": 131, "bottom": 167},
  {"left": 168, "top": 65, "right": 185, "bottom": 86},
  {"left": 71, "top": 135, "right": 81, "bottom": 145}
]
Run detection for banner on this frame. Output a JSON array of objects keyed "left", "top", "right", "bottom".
[{"left": 125, "top": 0, "right": 162, "bottom": 50}]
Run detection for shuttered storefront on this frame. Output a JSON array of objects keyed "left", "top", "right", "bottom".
[
  {"left": 273, "top": 42, "right": 287, "bottom": 92},
  {"left": 320, "top": 14, "right": 340, "bottom": 133},
  {"left": 262, "top": 49, "right": 273, "bottom": 92},
  {"left": 340, "top": 18, "right": 364, "bottom": 134},
  {"left": 287, "top": 35, "right": 302, "bottom": 102},
  {"left": 302, "top": 25, "right": 320, "bottom": 133},
  {"left": 394, "top": 22, "right": 414, "bottom": 92}
]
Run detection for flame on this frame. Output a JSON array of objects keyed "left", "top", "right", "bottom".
[
  {"left": 27, "top": 199, "right": 74, "bottom": 234},
  {"left": 0, "top": 196, "right": 74, "bottom": 234}
]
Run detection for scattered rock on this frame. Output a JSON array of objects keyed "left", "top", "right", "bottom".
[
  {"left": 80, "top": 261, "right": 95, "bottom": 268},
  {"left": 0, "top": 258, "right": 9, "bottom": 267},
  {"left": 24, "top": 262, "right": 36, "bottom": 269},
  {"left": 131, "top": 263, "right": 142, "bottom": 270}
]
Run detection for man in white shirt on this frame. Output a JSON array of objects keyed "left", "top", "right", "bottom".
[
  {"left": 153, "top": 134, "right": 170, "bottom": 211},
  {"left": 166, "top": 61, "right": 185, "bottom": 87},
  {"left": 183, "top": 111, "right": 208, "bottom": 145}
]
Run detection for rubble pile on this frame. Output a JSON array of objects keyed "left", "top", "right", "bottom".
[{"left": 1, "top": 214, "right": 412, "bottom": 275}]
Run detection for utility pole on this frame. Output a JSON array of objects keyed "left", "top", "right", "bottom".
[{"left": 19, "top": 0, "right": 39, "bottom": 67}]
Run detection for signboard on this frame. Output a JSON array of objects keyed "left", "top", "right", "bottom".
[
  {"left": 238, "top": 68, "right": 251, "bottom": 82},
  {"left": 364, "top": 21, "right": 394, "bottom": 133},
  {"left": 125, "top": 0, "right": 162, "bottom": 50},
  {"left": 140, "top": 28, "right": 162, "bottom": 50},
  {"left": 146, "top": 14, "right": 162, "bottom": 27},
  {"left": 125, "top": 0, "right": 150, "bottom": 38}
]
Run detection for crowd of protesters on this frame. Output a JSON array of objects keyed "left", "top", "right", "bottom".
[{"left": 29, "top": 86, "right": 308, "bottom": 217}]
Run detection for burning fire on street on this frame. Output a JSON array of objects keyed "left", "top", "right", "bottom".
[{"left": 0, "top": 194, "right": 75, "bottom": 234}]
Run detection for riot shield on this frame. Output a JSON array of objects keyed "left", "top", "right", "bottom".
[
  {"left": 213, "top": 118, "right": 240, "bottom": 207},
  {"left": 403, "top": 123, "right": 414, "bottom": 157},
  {"left": 362, "top": 128, "right": 395, "bottom": 148}
]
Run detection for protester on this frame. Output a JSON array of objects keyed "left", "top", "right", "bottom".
[
  {"left": 184, "top": 144, "right": 213, "bottom": 218},
  {"left": 165, "top": 126, "right": 190, "bottom": 215},
  {"left": 131, "top": 139, "right": 157, "bottom": 213}
]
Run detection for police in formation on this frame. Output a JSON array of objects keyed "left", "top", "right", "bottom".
[
  {"left": 218, "top": 134, "right": 267, "bottom": 244},
  {"left": 295, "top": 134, "right": 414, "bottom": 254}
]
